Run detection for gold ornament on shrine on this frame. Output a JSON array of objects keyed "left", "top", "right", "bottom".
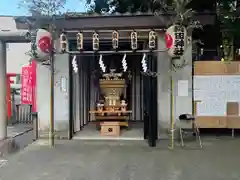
[{"left": 99, "top": 69, "right": 126, "bottom": 113}]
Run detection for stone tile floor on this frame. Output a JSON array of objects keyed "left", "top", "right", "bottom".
[{"left": 0, "top": 138, "right": 240, "bottom": 180}]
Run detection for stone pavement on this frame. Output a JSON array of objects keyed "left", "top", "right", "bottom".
[{"left": 1, "top": 138, "right": 240, "bottom": 180}]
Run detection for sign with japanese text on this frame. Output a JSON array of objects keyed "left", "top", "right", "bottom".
[
  {"left": 21, "top": 63, "right": 36, "bottom": 105},
  {"left": 166, "top": 25, "right": 187, "bottom": 58}
]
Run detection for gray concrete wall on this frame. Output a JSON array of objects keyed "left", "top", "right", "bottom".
[
  {"left": 157, "top": 34, "right": 192, "bottom": 134},
  {"left": 37, "top": 54, "right": 69, "bottom": 133}
]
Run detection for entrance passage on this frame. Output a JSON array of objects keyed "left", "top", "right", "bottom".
[
  {"left": 71, "top": 54, "right": 144, "bottom": 140},
  {"left": 69, "top": 41, "right": 158, "bottom": 146}
]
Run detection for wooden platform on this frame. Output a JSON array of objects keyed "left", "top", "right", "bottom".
[
  {"left": 89, "top": 110, "right": 132, "bottom": 127},
  {"left": 95, "top": 116, "right": 129, "bottom": 127},
  {"left": 73, "top": 122, "right": 144, "bottom": 140}
]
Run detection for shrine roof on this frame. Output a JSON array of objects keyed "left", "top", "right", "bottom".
[{"left": 15, "top": 12, "right": 216, "bottom": 30}]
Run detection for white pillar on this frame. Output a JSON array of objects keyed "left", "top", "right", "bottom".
[{"left": 0, "top": 41, "right": 7, "bottom": 140}]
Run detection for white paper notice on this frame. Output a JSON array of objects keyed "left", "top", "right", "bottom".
[
  {"left": 194, "top": 75, "right": 240, "bottom": 116},
  {"left": 178, "top": 80, "right": 189, "bottom": 97}
]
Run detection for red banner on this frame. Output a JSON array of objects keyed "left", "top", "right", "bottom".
[
  {"left": 21, "top": 66, "right": 32, "bottom": 104},
  {"left": 21, "top": 62, "right": 36, "bottom": 105}
]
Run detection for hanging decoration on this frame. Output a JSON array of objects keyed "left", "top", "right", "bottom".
[
  {"left": 76, "top": 31, "right": 83, "bottom": 50},
  {"left": 141, "top": 53, "right": 147, "bottom": 73},
  {"left": 99, "top": 54, "right": 106, "bottom": 72},
  {"left": 93, "top": 31, "right": 99, "bottom": 51},
  {"left": 60, "top": 32, "right": 68, "bottom": 53},
  {"left": 165, "top": 25, "right": 187, "bottom": 58},
  {"left": 131, "top": 30, "right": 138, "bottom": 50},
  {"left": 149, "top": 30, "right": 156, "bottom": 49},
  {"left": 30, "top": 29, "right": 52, "bottom": 61},
  {"left": 72, "top": 55, "right": 78, "bottom": 73},
  {"left": 121, "top": 53, "right": 127, "bottom": 72},
  {"left": 112, "top": 30, "right": 119, "bottom": 50}
]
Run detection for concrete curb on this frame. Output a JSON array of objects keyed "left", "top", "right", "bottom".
[
  {"left": 0, "top": 128, "right": 33, "bottom": 156},
  {"left": 39, "top": 131, "right": 69, "bottom": 140}
]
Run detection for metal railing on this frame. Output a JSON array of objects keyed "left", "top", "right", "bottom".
[
  {"left": 9, "top": 88, "right": 33, "bottom": 124},
  {"left": 10, "top": 103, "right": 33, "bottom": 125},
  {"left": 15, "top": 104, "right": 33, "bottom": 124}
]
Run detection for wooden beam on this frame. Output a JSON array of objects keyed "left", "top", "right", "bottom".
[{"left": 67, "top": 49, "right": 166, "bottom": 55}]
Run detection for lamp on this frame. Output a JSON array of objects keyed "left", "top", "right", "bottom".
[
  {"left": 112, "top": 30, "right": 119, "bottom": 50},
  {"left": 93, "top": 31, "right": 99, "bottom": 51},
  {"left": 60, "top": 32, "right": 68, "bottom": 53},
  {"left": 131, "top": 30, "right": 137, "bottom": 50},
  {"left": 76, "top": 31, "right": 83, "bottom": 50},
  {"left": 149, "top": 30, "right": 156, "bottom": 49}
]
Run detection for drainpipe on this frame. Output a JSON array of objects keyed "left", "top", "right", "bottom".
[
  {"left": 49, "top": 23, "right": 55, "bottom": 147},
  {"left": 169, "top": 60, "right": 175, "bottom": 149}
]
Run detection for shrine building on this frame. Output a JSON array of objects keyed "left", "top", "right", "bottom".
[{"left": 15, "top": 12, "right": 215, "bottom": 146}]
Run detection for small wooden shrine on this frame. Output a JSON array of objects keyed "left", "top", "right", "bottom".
[{"left": 89, "top": 67, "right": 132, "bottom": 130}]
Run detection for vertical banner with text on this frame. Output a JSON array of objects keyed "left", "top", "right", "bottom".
[
  {"left": 21, "top": 62, "right": 36, "bottom": 106},
  {"left": 21, "top": 66, "right": 32, "bottom": 104}
]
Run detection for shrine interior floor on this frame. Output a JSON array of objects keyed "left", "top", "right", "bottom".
[{"left": 73, "top": 121, "right": 144, "bottom": 140}]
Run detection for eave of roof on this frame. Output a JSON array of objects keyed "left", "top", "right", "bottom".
[{"left": 15, "top": 12, "right": 216, "bottom": 30}]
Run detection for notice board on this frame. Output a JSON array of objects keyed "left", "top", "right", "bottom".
[
  {"left": 194, "top": 61, "right": 240, "bottom": 116},
  {"left": 194, "top": 75, "right": 240, "bottom": 116}
]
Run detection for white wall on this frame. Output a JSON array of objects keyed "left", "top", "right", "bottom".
[
  {"left": 37, "top": 54, "right": 69, "bottom": 133},
  {"left": 157, "top": 35, "right": 192, "bottom": 132},
  {"left": 7, "top": 43, "right": 31, "bottom": 74},
  {"left": 0, "top": 16, "right": 30, "bottom": 74}
]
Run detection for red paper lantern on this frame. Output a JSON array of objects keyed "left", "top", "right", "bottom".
[
  {"left": 165, "top": 25, "right": 187, "bottom": 58},
  {"left": 35, "top": 29, "right": 52, "bottom": 61},
  {"left": 165, "top": 33, "right": 173, "bottom": 49}
]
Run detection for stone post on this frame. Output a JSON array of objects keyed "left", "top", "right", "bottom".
[{"left": 0, "top": 41, "right": 7, "bottom": 140}]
